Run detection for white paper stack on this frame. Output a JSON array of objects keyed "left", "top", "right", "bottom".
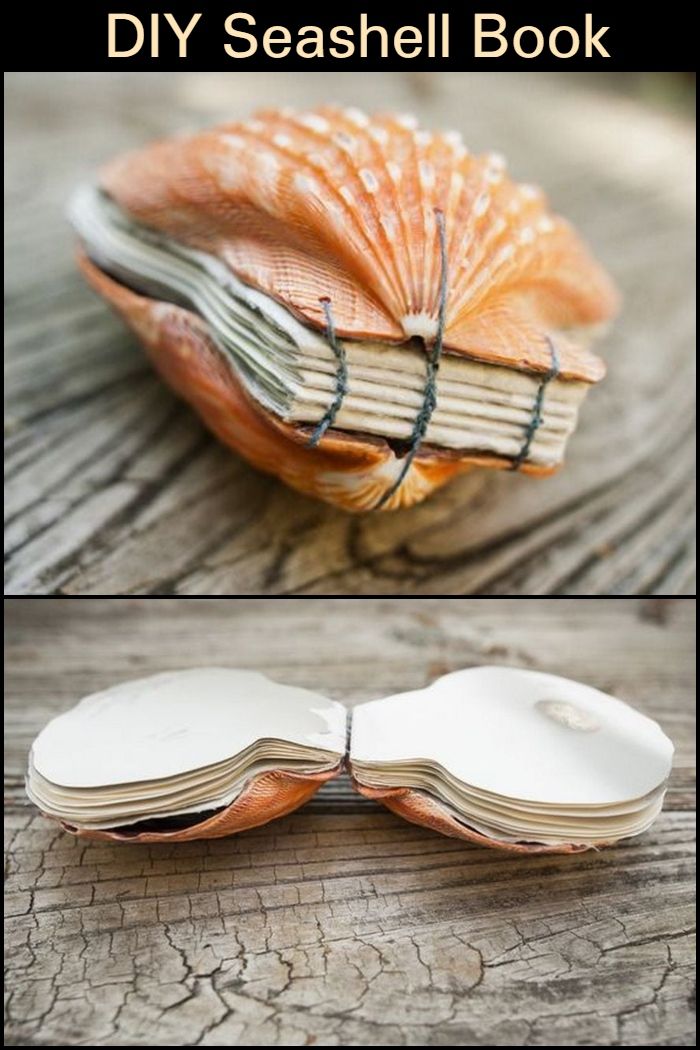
[
  {"left": 349, "top": 667, "right": 673, "bottom": 847},
  {"left": 26, "top": 668, "right": 347, "bottom": 831}
]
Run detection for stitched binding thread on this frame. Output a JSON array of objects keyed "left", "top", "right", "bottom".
[
  {"left": 374, "top": 208, "right": 449, "bottom": 510},
  {"left": 509, "top": 337, "right": 561, "bottom": 470},
  {"left": 308, "top": 297, "right": 348, "bottom": 448}
]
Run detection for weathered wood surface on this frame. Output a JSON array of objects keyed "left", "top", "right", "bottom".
[
  {"left": 4, "top": 73, "right": 696, "bottom": 596},
  {"left": 4, "top": 597, "right": 696, "bottom": 1046}
]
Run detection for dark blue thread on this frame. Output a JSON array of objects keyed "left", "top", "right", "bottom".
[
  {"left": 374, "top": 208, "right": 448, "bottom": 509},
  {"left": 509, "top": 337, "right": 561, "bottom": 470},
  {"left": 308, "top": 297, "right": 348, "bottom": 448}
]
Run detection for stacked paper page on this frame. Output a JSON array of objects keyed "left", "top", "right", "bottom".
[
  {"left": 70, "top": 185, "right": 588, "bottom": 468},
  {"left": 349, "top": 667, "right": 673, "bottom": 846},
  {"left": 27, "top": 668, "right": 347, "bottom": 831}
]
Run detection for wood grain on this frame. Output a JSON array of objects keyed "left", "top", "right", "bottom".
[
  {"left": 3, "top": 73, "right": 696, "bottom": 595},
  {"left": 4, "top": 597, "right": 696, "bottom": 1046}
]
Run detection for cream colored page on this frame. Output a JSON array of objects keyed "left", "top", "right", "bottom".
[
  {"left": 350, "top": 666, "right": 673, "bottom": 805},
  {"left": 32, "top": 668, "right": 347, "bottom": 787}
]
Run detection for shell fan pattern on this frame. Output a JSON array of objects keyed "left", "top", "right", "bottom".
[{"left": 71, "top": 106, "right": 619, "bottom": 511}]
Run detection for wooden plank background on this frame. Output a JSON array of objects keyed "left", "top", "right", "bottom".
[
  {"left": 4, "top": 73, "right": 696, "bottom": 595},
  {"left": 4, "top": 597, "right": 696, "bottom": 1045}
]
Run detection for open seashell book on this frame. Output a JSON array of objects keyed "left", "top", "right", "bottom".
[
  {"left": 70, "top": 108, "right": 619, "bottom": 511},
  {"left": 27, "top": 666, "right": 672, "bottom": 854}
]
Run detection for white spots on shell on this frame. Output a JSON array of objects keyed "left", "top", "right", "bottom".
[
  {"left": 298, "top": 113, "right": 330, "bottom": 134},
  {"left": 396, "top": 113, "right": 418, "bottom": 131},
  {"left": 537, "top": 215, "right": 556, "bottom": 233},
  {"left": 339, "top": 185, "right": 355, "bottom": 207},
  {"left": 243, "top": 119, "right": 264, "bottom": 134},
  {"left": 369, "top": 126, "right": 389, "bottom": 146},
  {"left": 214, "top": 155, "right": 244, "bottom": 189},
  {"left": 273, "top": 133, "right": 292, "bottom": 149},
  {"left": 442, "top": 130, "right": 463, "bottom": 149},
  {"left": 460, "top": 231, "right": 475, "bottom": 258},
  {"left": 507, "top": 197, "right": 523, "bottom": 215},
  {"left": 518, "top": 225, "right": 535, "bottom": 245},
  {"left": 492, "top": 216, "right": 507, "bottom": 236},
  {"left": 415, "top": 130, "right": 432, "bottom": 148},
  {"left": 256, "top": 152, "right": 280, "bottom": 187},
  {"left": 327, "top": 201, "right": 344, "bottom": 222},
  {"left": 494, "top": 244, "right": 515, "bottom": 266},
  {"left": 380, "top": 213, "right": 398, "bottom": 238},
  {"left": 484, "top": 153, "right": 506, "bottom": 186},
  {"left": 307, "top": 150, "right": 330, "bottom": 170},
  {"left": 450, "top": 171, "right": 465, "bottom": 196},
  {"left": 221, "top": 134, "right": 245, "bottom": 151},
  {"left": 469, "top": 269, "right": 489, "bottom": 295},
  {"left": 442, "top": 130, "right": 468, "bottom": 160},
  {"left": 402, "top": 311, "right": 439, "bottom": 340},
  {"left": 359, "top": 168, "right": 379, "bottom": 193},
  {"left": 419, "top": 160, "right": 435, "bottom": 189},
  {"left": 293, "top": 172, "right": 319, "bottom": 196},
  {"left": 387, "top": 161, "right": 402, "bottom": 184},
  {"left": 474, "top": 192, "right": 491, "bottom": 218},
  {"left": 333, "top": 131, "right": 356, "bottom": 153},
  {"left": 344, "top": 107, "right": 369, "bottom": 128},
  {"left": 519, "top": 184, "right": 540, "bottom": 200}
]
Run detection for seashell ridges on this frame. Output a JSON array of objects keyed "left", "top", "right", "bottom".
[
  {"left": 102, "top": 106, "right": 618, "bottom": 381},
  {"left": 72, "top": 107, "right": 620, "bottom": 510}
]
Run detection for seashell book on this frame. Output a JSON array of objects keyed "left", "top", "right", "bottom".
[
  {"left": 26, "top": 666, "right": 672, "bottom": 854},
  {"left": 70, "top": 107, "right": 619, "bottom": 511}
]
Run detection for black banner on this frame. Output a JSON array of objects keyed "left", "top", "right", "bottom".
[{"left": 7, "top": 2, "right": 694, "bottom": 71}]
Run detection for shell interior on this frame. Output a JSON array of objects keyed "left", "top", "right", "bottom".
[
  {"left": 27, "top": 668, "right": 347, "bottom": 830},
  {"left": 349, "top": 667, "right": 673, "bottom": 846}
]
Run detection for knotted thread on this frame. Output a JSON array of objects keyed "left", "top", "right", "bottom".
[
  {"left": 509, "top": 337, "right": 561, "bottom": 470},
  {"left": 307, "top": 297, "right": 348, "bottom": 448},
  {"left": 374, "top": 208, "right": 449, "bottom": 509}
]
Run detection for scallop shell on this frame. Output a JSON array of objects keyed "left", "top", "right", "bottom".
[
  {"left": 102, "top": 106, "right": 617, "bottom": 380},
  {"left": 76, "top": 108, "right": 619, "bottom": 511}
]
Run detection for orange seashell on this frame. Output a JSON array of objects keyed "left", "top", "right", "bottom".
[
  {"left": 72, "top": 107, "right": 619, "bottom": 510},
  {"left": 351, "top": 781, "right": 602, "bottom": 855},
  {"left": 55, "top": 766, "right": 341, "bottom": 845}
]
